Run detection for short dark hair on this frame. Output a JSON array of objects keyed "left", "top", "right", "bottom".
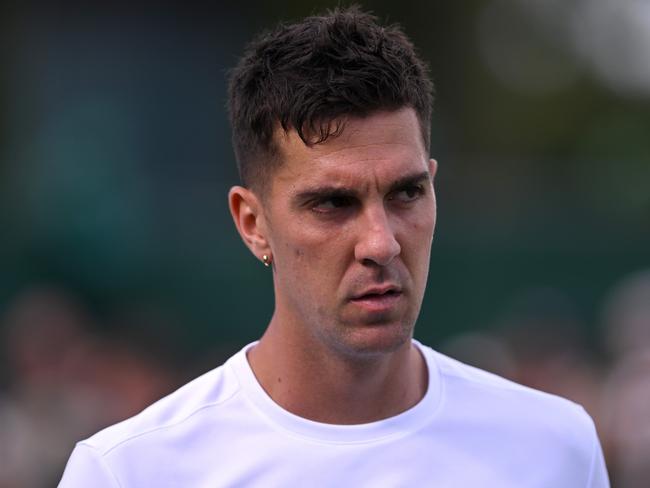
[{"left": 227, "top": 6, "right": 434, "bottom": 191}]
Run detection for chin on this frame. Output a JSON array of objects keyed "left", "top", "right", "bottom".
[{"left": 329, "top": 321, "right": 414, "bottom": 359}]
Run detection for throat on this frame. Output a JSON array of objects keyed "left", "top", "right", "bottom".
[{"left": 248, "top": 336, "right": 428, "bottom": 424}]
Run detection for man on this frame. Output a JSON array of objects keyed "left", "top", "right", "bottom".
[{"left": 60, "top": 7, "right": 610, "bottom": 487}]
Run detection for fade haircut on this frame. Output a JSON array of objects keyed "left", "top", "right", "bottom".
[{"left": 227, "top": 6, "right": 434, "bottom": 192}]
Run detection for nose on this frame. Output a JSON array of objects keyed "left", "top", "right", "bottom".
[{"left": 354, "top": 206, "right": 401, "bottom": 267}]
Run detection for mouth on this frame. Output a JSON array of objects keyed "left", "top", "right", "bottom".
[
  {"left": 351, "top": 284, "right": 402, "bottom": 300},
  {"left": 353, "top": 289, "right": 401, "bottom": 299},
  {"left": 349, "top": 286, "right": 403, "bottom": 313}
]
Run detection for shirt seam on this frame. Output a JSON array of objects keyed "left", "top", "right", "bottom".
[
  {"left": 231, "top": 343, "right": 446, "bottom": 446},
  {"left": 76, "top": 442, "right": 124, "bottom": 488},
  {"left": 98, "top": 385, "right": 241, "bottom": 456},
  {"left": 439, "top": 360, "right": 581, "bottom": 406},
  {"left": 584, "top": 415, "right": 598, "bottom": 488},
  {"left": 239, "top": 391, "right": 437, "bottom": 446}
]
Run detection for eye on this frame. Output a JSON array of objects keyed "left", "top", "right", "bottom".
[
  {"left": 312, "top": 195, "right": 354, "bottom": 213},
  {"left": 389, "top": 185, "right": 424, "bottom": 203}
]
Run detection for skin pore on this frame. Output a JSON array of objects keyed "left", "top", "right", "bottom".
[{"left": 229, "top": 108, "right": 437, "bottom": 424}]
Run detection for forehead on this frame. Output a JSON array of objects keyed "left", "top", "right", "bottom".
[{"left": 268, "top": 108, "right": 429, "bottom": 195}]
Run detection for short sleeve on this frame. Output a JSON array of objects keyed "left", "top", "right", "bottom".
[
  {"left": 58, "top": 443, "right": 121, "bottom": 488},
  {"left": 586, "top": 417, "right": 610, "bottom": 488}
]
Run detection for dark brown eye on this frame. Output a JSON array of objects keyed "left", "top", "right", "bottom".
[
  {"left": 313, "top": 196, "right": 353, "bottom": 212},
  {"left": 391, "top": 185, "right": 424, "bottom": 203}
]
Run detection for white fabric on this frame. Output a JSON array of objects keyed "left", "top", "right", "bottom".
[{"left": 59, "top": 340, "right": 610, "bottom": 487}]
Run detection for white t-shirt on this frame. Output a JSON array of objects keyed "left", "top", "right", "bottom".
[{"left": 59, "top": 340, "right": 610, "bottom": 487}]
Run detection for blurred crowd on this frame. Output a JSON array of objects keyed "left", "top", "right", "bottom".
[
  {"left": 441, "top": 269, "right": 650, "bottom": 488},
  {"left": 1, "top": 270, "right": 649, "bottom": 487},
  {"left": 0, "top": 287, "right": 233, "bottom": 487},
  {"left": 1, "top": 2, "right": 648, "bottom": 486}
]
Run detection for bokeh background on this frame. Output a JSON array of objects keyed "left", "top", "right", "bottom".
[{"left": 1, "top": 1, "right": 648, "bottom": 486}]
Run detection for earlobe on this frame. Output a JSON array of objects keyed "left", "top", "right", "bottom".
[{"left": 228, "top": 186, "right": 271, "bottom": 261}]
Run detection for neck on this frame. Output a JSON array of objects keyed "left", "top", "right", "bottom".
[{"left": 247, "top": 314, "right": 428, "bottom": 425}]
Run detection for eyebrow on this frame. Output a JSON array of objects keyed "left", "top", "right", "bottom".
[
  {"left": 387, "top": 171, "right": 431, "bottom": 193},
  {"left": 292, "top": 170, "right": 431, "bottom": 206}
]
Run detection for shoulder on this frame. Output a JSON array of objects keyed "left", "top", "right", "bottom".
[
  {"left": 414, "top": 341, "right": 609, "bottom": 486},
  {"left": 79, "top": 352, "right": 242, "bottom": 456},
  {"left": 428, "top": 344, "right": 587, "bottom": 413},
  {"left": 422, "top": 343, "right": 600, "bottom": 454}
]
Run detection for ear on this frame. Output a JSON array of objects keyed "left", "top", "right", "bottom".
[
  {"left": 428, "top": 158, "right": 438, "bottom": 180},
  {"left": 228, "top": 186, "right": 271, "bottom": 263}
]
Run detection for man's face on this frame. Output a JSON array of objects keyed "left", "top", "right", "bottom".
[{"left": 261, "top": 108, "right": 437, "bottom": 358}]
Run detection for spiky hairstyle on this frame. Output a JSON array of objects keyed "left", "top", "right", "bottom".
[{"left": 227, "top": 6, "right": 434, "bottom": 190}]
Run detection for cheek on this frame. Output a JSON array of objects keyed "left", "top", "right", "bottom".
[
  {"left": 403, "top": 208, "right": 436, "bottom": 243},
  {"left": 399, "top": 212, "right": 435, "bottom": 275},
  {"left": 276, "top": 227, "right": 327, "bottom": 275},
  {"left": 292, "top": 246, "right": 304, "bottom": 258},
  {"left": 279, "top": 227, "right": 351, "bottom": 291},
  {"left": 285, "top": 223, "right": 348, "bottom": 259}
]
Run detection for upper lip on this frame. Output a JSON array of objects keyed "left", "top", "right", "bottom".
[{"left": 351, "top": 284, "right": 402, "bottom": 300}]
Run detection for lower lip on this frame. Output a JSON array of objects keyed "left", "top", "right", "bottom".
[{"left": 350, "top": 292, "right": 403, "bottom": 313}]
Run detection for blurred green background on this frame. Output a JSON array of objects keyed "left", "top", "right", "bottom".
[
  {"left": 1, "top": 1, "right": 649, "bottom": 485},
  {"left": 2, "top": 1, "right": 647, "bottom": 351}
]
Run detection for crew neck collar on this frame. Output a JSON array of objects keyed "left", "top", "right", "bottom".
[{"left": 228, "top": 339, "right": 443, "bottom": 444}]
